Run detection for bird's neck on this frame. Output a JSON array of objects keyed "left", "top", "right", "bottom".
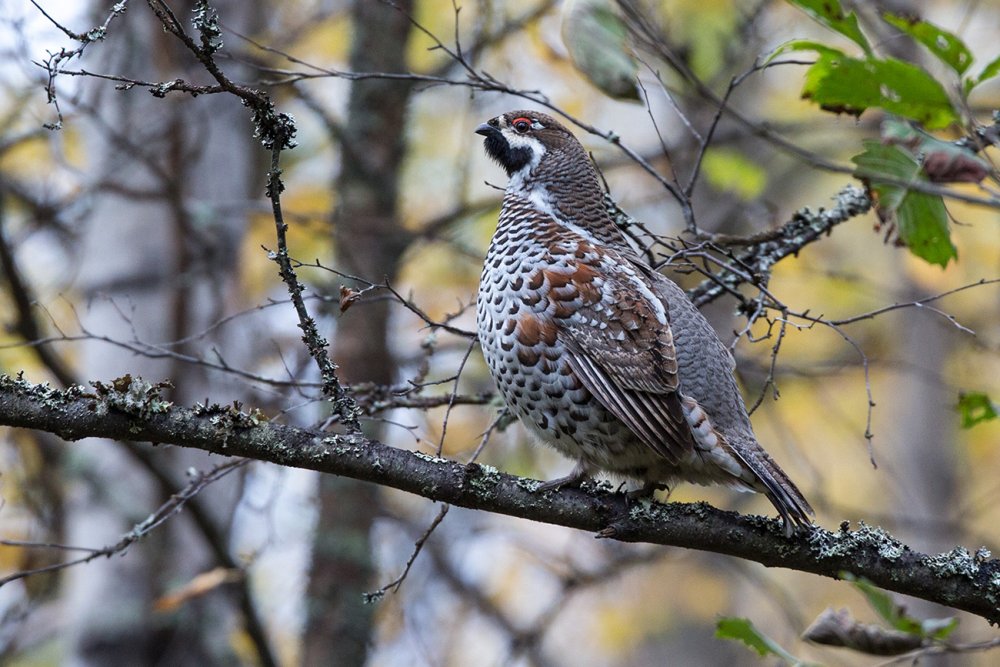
[{"left": 505, "top": 162, "right": 635, "bottom": 252}]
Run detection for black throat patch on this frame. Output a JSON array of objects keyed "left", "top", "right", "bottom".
[{"left": 482, "top": 132, "right": 533, "bottom": 177}]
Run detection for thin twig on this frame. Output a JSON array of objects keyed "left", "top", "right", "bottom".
[
  {"left": 266, "top": 148, "right": 359, "bottom": 426},
  {"left": 366, "top": 504, "right": 450, "bottom": 600},
  {"left": 0, "top": 459, "right": 247, "bottom": 587}
]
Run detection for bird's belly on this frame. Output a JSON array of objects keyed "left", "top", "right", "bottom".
[
  {"left": 476, "top": 242, "right": 754, "bottom": 487},
  {"left": 477, "top": 280, "right": 658, "bottom": 473},
  {"left": 477, "top": 284, "right": 753, "bottom": 488}
]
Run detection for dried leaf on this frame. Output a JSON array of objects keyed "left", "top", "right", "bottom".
[
  {"left": 339, "top": 285, "right": 362, "bottom": 313},
  {"left": 921, "top": 149, "right": 990, "bottom": 184},
  {"left": 154, "top": 567, "right": 242, "bottom": 612},
  {"left": 803, "top": 608, "right": 925, "bottom": 655},
  {"left": 881, "top": 119, "right": 990, "bottom": 184}
]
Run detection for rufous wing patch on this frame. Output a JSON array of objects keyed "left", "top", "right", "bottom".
[{"left": 516, "top": 312, "right": 558, "bottom": 347}]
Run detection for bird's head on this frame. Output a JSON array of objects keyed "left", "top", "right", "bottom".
[{"left": 475, "top": 110, "right": 579, "bottom": 180}]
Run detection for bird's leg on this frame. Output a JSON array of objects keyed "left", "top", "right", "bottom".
[
  {"left": 535, "top": 461, "right": 591, "bottom": 493},
  {"left": 626, "top": 480, "right": 668, "bottom": 502}
]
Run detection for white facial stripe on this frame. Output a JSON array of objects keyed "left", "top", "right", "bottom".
[
  {"left": 503, "top": 131, "right": 545, "bottom": 153},
  {"left": 503, "top": 130, "right": 546, "bottom": 190}
]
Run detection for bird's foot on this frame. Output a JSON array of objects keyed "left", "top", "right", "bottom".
[
  {"left": 535, "top": 464, "right": 590, "bottom": 493},
  {"left": 625, "top": 481, "right": 668, "bottom": 503}
]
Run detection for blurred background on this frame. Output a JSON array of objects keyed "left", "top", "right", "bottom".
[{"left": 0, "top": 0, "right": 998, "bottom": 665}]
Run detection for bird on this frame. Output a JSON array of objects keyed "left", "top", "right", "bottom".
[{"left": 474, "top": 110, "right": 813, "bottom": 536}]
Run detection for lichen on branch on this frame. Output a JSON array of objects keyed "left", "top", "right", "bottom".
[{"left": 1, "top": 372, "right": 998, "bottom": 624}]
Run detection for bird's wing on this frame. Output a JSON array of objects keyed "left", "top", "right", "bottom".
[{"left": 535, "top": 240, "right": 696, "bottom": 464}]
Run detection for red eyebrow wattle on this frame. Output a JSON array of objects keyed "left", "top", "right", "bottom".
[{"left": 512, "top": 117, "right": 532, "bottom": 125}]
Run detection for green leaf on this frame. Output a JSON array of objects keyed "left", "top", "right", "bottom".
[
  {"left": 852, "top": 139, "right": 918, "bottom": 178},
  {"left": 851, "top": 141, "right": 957, "bottom": 267},
  {"left": 972, "top": 53, "right": 1000, "bottom": 89},
  {"left": 879, "top": 117, "right": 924, "bottom": 145},
  {"left": 799, "top": 50, "right": 873, "bottom": 117},
  {"left": 872, "top": 59, "right": 958, "bottom": 129},
  {"left": 882, "top": 13, "right": 972, "bottom": 75},
  {"left": 843, "top": 574, "right": 959, "bottom": 640},
  {"left": 786, "top": 0, "right": 871, "bottom": 54},
  {"left": 844, "top": 575, "right": 924, "bottom": 635},
  {"left": 895, "top": 188, "right": 954, "bottom": 266},
  {"left": 701, "top": 148, "right": 768, "bottom": 199},
  {"left": 715, "top": 617, "right": 814, "bottom": 665},
  {"left": 851, "top": 140, "right": 922, "bottom": 211},
  {"left": 765, "top": 39, "right": 846, "bottom": 65},
  {"left": 921, "top": 617, "right": 959, "bottom": 641},
  {"left": 957, "top": 392, "right": 999, "bottom": 428},
  {"left": 783, "top": 45, "right": 958, "bottom": 128}
]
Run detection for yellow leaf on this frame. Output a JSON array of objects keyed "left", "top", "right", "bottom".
[{"left": 154, "top": 567, "right": 242, "bottom": 612}]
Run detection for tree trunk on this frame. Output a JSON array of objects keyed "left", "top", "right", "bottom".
[
  {"left": 302, "top": 1, "right": 415, "bottom": 665},
  {"left": 65, "top": 2, "right": 264, "bottom": 665}
]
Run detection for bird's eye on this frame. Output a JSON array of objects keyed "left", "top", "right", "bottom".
[{"left": 512, "top": 117, "right": 532, "bottom": 133}]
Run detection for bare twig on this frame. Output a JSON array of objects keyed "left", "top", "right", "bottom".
[
  {"left": 0, "top": 459, "right": 247, "bottom": 587},
  {"left": 265, "top": 146, "right": 360, "bottom": 427},
  {"left": 435, "top": 338, "right": 477, "bottom": 456},
  {"left": 366, "top": 504, "right": 450, "bottom": 600},
  {"left": 30, "top": 0, "right": 130, "bottom": 129}
]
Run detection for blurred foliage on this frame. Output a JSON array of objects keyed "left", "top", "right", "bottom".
[
  {"left": 561, "top": 0, "right": 640, "bottom": 100},
  {"left": 775, "top": 0, "right": 1000, "bottom": 268},
  {"left": 700, "top": 147, "right": 768, "bottom": 199},
  {"left": 656, "top": 0, "right": 738, "bottom": 80},
  {"left": 957, "top": 392, "right": 998, "bottom": 429},
  {"left": 716, "top": 616, "right": 816, "bottom": 665}
]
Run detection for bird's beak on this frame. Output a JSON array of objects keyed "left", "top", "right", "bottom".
[{"left": 475, "top": 122, "right": 495, "bottom": 136}]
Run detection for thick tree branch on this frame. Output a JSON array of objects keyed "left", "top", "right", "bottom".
[
  {"left": 686, "top": 184, "right": 873, "bottom": 307},
  {"left": 1, "top": 374, "right": 998, "bottom": 624}
]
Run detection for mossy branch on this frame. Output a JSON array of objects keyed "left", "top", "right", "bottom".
[{"left": 1, "top": 373, "right": 998, "bottom": 624}]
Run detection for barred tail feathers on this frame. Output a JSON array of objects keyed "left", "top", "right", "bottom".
[{"left": 729, "top": 443, "right": 814, "bottom": 537}]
